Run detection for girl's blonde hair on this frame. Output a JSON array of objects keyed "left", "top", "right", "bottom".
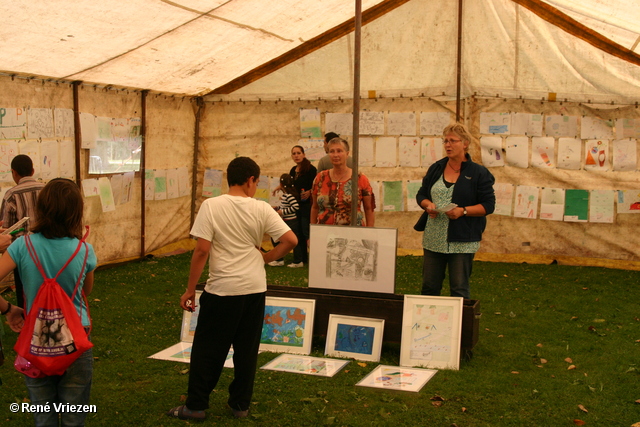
[{"left": 443, "top": 123, "right": 475, "bottom": 150}]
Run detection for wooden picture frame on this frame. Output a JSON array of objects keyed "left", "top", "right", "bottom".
[
  {"left": 308, "top": 224, "right": 397, "bottom": 294},
  {"left": 400, "top": 295, "right": 463, "bottom": 370},
  {"left": 356, "top": 365, "right": 437, "bottom": 392},
  {"left": 324, "top": 314, "right": 384, "bottom": 362},
  {"left": 180, "top": 290, "right": 202, "bottom": 343},
  {"left": 260, "top": 297, "right": 316, "bottom": 355}
]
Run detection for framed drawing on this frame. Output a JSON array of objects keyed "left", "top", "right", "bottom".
[
  {"left": 400, "top": 295, "right": 463, "bottom": 370},
  {"left": 261, "top": 354, "right": 349, "bottom": 377},
  {"left": 148, "top": 342, "right": 235, "bottom": 368},
  {"left": 260, "top": 297, "right": 315, "bottom": 355},
  {"left": 180, "top": 290, "right": 202, "bottom": 343},
  {"left": 308, "top": 225, "right": 397, "bottom": 293},
  {"left": 325, "top": 314, "right": 384, "bottom": 362},
  {"left": 356, "top": 365, "right": 437, "bottom": 392}
]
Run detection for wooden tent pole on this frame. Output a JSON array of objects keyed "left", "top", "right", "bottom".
[
  {"left": 455, "top": 0, "right": 463, "bottom": 122},
  {"left": 72, "top": 81, "right": 82, "bottom": 186},
  {"left": 140, "top": 90, "right": 148, "bottom": 258},
  {"left": 190, "top": 97, "right": 204, "bottom": 229},
  {"left": 350, "top": 0, "right": 362, "bottom": 227}
]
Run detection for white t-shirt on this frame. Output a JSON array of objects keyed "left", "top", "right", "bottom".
[{"left": 190, "top": 194, "right": 291, "bottom": 296}]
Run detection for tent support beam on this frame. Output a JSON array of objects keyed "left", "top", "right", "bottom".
[
  {"left": 512, "top": 0, "right": 640, "bottom": 67},
  {"left": 140, "top": 90, "right": 148, "bottom": 258},
  {"left": 207, "top": 0, "right": 412, "bottom": 95},
  {"left": 350, "top": 0, "right": 362, "bottom": 227},
  {"left": 72, "top": 81, "right": 82, "bottom": 186},
  {"left": 191, "top": 97, "right": 205, "bottom": 229},
  {"left": 455, "top": 0, "right": 463, "bottom": 122}
]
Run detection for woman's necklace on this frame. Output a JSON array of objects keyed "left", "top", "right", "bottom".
[
  {"left": 331, "top": 169, "right": 350, "bottom": 182},
  {"left": 447, "top": 162, "right": 461, "bottom": 173}
]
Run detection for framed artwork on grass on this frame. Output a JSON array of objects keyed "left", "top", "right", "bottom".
[
  {"left": 148, "top": 342, "right": 235, "bottom": 368},
  {"left": 400, "top": 295, "right": 463, "bottom": 370},
  {"left": 324, "top": 314, "right": 384, "bottom": 362},
  {"left": 180, "top": 290, "right": 202, "bottom": 343},
  {"left": 356, "top": 365, "right": 437, "bottom": 392},
  {"left": 261, "top": 354, "right": 349, "bottom": 377},
  {"left": 260, "top": 297, "right": 316, "bottom": 355},
  {"left": 308, "top": 225, "right": 397, "bottom": 294}
]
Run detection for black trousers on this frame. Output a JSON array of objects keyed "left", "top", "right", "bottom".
[{"left": 186, "top": 290, "right": 265, "bottom": 412}]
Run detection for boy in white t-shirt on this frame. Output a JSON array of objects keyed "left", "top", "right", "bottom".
[{"left": 168, "top": 157, "right": 297, "bottom": 421}]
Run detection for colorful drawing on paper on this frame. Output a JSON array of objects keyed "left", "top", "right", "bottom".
[
  {"left": 359, "top": 111, "right": 385, "bottom": 135},
  {"left": 299, "top": 108, "right": 321, "bottom": 138},
  {"left": 326, "top": 236, "right": 377, "bottom": 281},
  {"left": 356, "top": 365, "right": 437, "bottom": 392},
  {"left": 261, "top": 306, "right": 307, "bottom": 348},
  {"left": 261, "top": 354, "right": 349, "bottom": 377},
  {"left": 0, "top": 107, "right": 27, "bottom": 139},
  {"left": 334, "top": 323, "right": 375, "bottom": 355},
  {"left": 408, "top": 304, "right": 455, "bottom": 364},
  {"left": 202, "top": 168, "right": 223, "bottom": 198}
]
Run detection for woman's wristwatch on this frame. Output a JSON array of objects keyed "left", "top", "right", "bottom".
[{"left": 462, "top": 207, "right": 467, "bottom": 216}]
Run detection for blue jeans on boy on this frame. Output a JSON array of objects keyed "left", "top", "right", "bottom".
[
  {"left": 421, "top": 249, "right": 474, "bottom": 299},
  {"left": 25, "top": 348, "right": 93, "bottom": 427}
]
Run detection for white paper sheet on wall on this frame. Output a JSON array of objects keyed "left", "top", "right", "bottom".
[
  {"left": 480, "top": 136, "right": 504, "bottom": 167},
  {"left": 612, "top": 138, "right": 637, "bottom": 171},
  {"left": 375, "top": 137, "right": 397, "bottom": 167},
  {"left": 505, "top": 136, "right": 529, "bottom": 168},
  {"left": 325, "top": 113, "right": 353, "bottom": 136},
  {"left": 421, "top": 137, "right": 441, "bottom": 168},
  {"left": 82, "top": 178, "right": 99, "bottom": 197},
  {"left": 557, "top": 138, "right": 581, "bottom": 170},
  {"left": 54, "top": 108, "right": 74, "bottom": 138},
  {"left": 590, "top": 190, "right": 614, "bottom": 223},
  {"left": 493, "top": 183, "right": 514, "bottom": 216},
  {"left": 387, "top": 112, "right": 417, "bottom": 136},
  {"left": 18, "top": 140, "right": 41, "bottom": 178},
  {"left": 79, "top": 112, "right": 97, "bottom": 149},
  {"left": 154, "top": 169, "right": 167, "bottom": 200},
  {"left": 27, "top": 108, "right": 54, "bottom": 139},
  {"left": 177, "top": 166, "right": 189, "bottom": 197},
  {"left": 580, "top": 116, "right": 614, "bottom": 140},
  {"left": 299, "top": 138, "right": 325, "bottom": 162},
  {"left": 0, "top": 107, "right": 27, "bottom": 139},
  {"left": 510, "top": 112, "right": 543, "bottom": 136},
  {"left": 545, "top": 115, "right": 578, "bottom": 138},
  {"left": 530, "top": 137, "right": 555, "bottom": 168},
  {"left": 59, "top": 139, "right": 75, "bottom": 179},
  {"left": 358, "top": 137, "right": 375, "bottom": 167},
  {"left": 539, "top": 188, "right": 565, "bottom": 221},
  {"left": 419, "top": 112, "right": 450, "bottom": 136},
  {"left": 406, "top": 180, "right": 422, "bottom": 212},
  {"left": 480, "top": 112, "right": 510, "bottom": 135},
  {"left": 513, "top": 185, "right": 539, "bottom": 219},
  {"left": 584, "top": 139, "right": 609, "bottom": 171},
  {"left": 98, "top": 176, "right": 116, "bottom": 212},
  {"left": 398, "top": 136, "right": 420, "bottom": 167},
  {"left": 299, "top": 108, "right": 321, "bottom": 138},
  {"left": 110, "top": 174, "right": 123, "bottom": 206},
  {"left": 40, "top": 140, "right": 60, "bottom": 181},
  {"left": 359, "top": 111, "right": 385, "bottom": 135},
  {"left": 615, "top": 118, "right": 640, "bottom": 139},
  {"left": 144, "top": 169, "right": 155, "bottom": 200},
  {"left": 121, "top": 171, "right": 134, "bottom": 204},
  {"left": 0, "top": 140, "right": 19, "bottom": 182},
  {"left": 166, "top": 168, "right": 179, "bottom": 199}
]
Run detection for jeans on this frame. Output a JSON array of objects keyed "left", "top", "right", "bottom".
[
  {"left": 186, "top": 291, "right": 265, "bottom": 412},
  {"left": 25, "top": 348, "right": 93, "bottom": 427},
  {"left": 421, "top": 249, "right": 475, "bottom": 299}
]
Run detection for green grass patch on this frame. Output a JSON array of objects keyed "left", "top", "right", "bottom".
[{"left": 1, "top": 252, "right": 639, "bottom": 426}]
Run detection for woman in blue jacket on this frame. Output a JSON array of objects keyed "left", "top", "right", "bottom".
[{"left": 416, "top": 123, "right": 495, "bottom": 299}]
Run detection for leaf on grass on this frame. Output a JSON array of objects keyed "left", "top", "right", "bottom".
[
  {"left": 179, "top": 368, "right": 189, "bottom": 375},
  {"left": 357, "top": 362, "right": 367, "bottom": 368},
  {"left": 179, "top": 395, "right": 187, "bottom": 402},
  {"left": 498, "top": 335, "right": 504, "bottom": 338},
  {"left": 578, "top": 404, "right": 588, "bottom": 413},
  {"left": 568, "top": 365, "right": 577, "bottom": 370},
  {"left": 378, "top": 408, "right": 390, "bottom": 418},
  {"left": 494, "top": 312, "right": 501, "bottom": 315},
  {"left": 635, "top": 399, "right": 640, "bottom": 404},
  {"left": 301, "top": 397, "right": 321, "bottom": 404},
  {"left": 461, "top": 407, "right": 467, "bottom": 412},
  {"left": 631, "top": 423, "right": 640, "bottom": 427},
  {"left": 431, "top": 401, "right": 443, "bottom": 408},
  {"left": 540, "top": 358, "right": 548, "bottom": 364},
  {"left": 430, "top": 395, "right": 445, "bottom": 401},
  {"left": 93, "top": 298, "right": 101, "bottom": 302},
  {"left": 565, "top": 358, "right": 573, "bottom": 363},
  {"left": 324, "top": 416, "right": 336, "bottom": 425},
  {"left": 573, "top": 420, "right": 586, "bottom": 426},
  {"left": 511, "top": 371, "right": 520, "bottom": 374},
  {"left": 593, "top": 319, "right": 606, "bottom": 323},
  {"left": 571, "top": 316, "right": 578, "bottom": 321},
  {"left": 536, "top": 343, "right": 543, "bottom": 347}
]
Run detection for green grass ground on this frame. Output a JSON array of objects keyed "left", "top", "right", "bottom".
[{"left": 1, "top": 252, "right": 639, "bottom": 426}]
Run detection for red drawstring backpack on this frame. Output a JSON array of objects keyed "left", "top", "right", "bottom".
[{"left": 14, "top": 228, "right": 92, "bottom": 377}]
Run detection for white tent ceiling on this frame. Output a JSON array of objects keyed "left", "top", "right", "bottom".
[{"left": 2, "top": 0, "right": 640, "bottom": 101}]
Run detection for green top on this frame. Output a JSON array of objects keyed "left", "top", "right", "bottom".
[{"left": 422, "top": 176, "right": 480, "bottom": 254}]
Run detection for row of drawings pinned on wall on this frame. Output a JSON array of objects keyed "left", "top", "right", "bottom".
[
  {"left": 149, "top": 293, "right": 463, "bottom": 392},
  {"left": 79, "top": 168, "right": 190, "bottom": 213}
]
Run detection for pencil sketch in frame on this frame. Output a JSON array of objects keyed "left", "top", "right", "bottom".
[
  {"left": 180, "top": 290, "right": 202, "bottom": 343},
  {"left": 260, "top": 297, "right": 316, "bottom": 355},
  {"left": 324, "top": 314, "right": 385, "bottom": 362},
  {"left": 309, "top": 225, "right": 397, "bottom": 293},
  {"left": 400, "top": 295, "right": 463, "bottom": 370}
]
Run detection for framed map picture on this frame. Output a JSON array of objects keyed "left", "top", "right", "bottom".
[{"left": 325, "top": 315, "right": 384, "bottom": 362}]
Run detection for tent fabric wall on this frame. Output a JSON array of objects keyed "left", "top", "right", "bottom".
[
  {"left": 0, "top": 75, "right": 195, "bottom": 265},
  {"left": 197, "top": 96, "right": 640, "bottom": 269}
]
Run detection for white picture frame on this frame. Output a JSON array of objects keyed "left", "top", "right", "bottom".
[
  {"left": 261, "top": 354, "right": 349, "bottom": 377},
  {"left": 148, "top": 342, "right": 234, "bottom": 368},
  {"left": 308, "top": 225, "right": 397, "bottom": 294},
  {"left": 356, "top": 365, "right": 437, "bottom": 392},
  {"left": 324, "top": 314, "right": 385, "bottom": 362},
  {"left": 180, "top": 290, "right": 202, "bottom": 343},
  {"left": 260, "top": 297, "right": 316, "bottom": 355},
  {"left": 400, "top": 295, "right": 463, "bottom": 370}
]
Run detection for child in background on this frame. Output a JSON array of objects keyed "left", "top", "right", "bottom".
[{"left": 268, "top": 174, "right": 301, "bottom": 267}]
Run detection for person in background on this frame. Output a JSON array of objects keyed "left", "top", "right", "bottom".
[
  {"left": 0, "top": 154, "right": 45, "bottom": 308},
  {"left": 416, "top": 123, "right": 495, "bottom": 299},
  {"left": 268, "top": 174, "right": 300, "bottom": 267},
  {"left": 168, "top": 157, "right": 296, "bottom": 421},
  {"left": 288, "top": 145, "right": 317, "bottom": 267},
  {"left": 311, "top": 138, "right": 374, "bottom": 227},
  {"left": 316, "top": 132, "right": 353, "bottom": 174},
  {"left": 0, "top": 178, "right": 97, "bottom": 426}
]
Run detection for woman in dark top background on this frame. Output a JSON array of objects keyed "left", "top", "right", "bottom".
[{"left": 288, "top": 145, "right": 317, "bottom": 267}]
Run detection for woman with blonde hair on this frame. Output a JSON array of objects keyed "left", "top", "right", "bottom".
[{"left": 416, "top": 123, "right": 495, "bottom": 299}]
